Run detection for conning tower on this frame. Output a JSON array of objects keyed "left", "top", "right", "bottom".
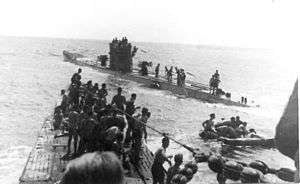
[{"left": 109, "top": 37, "right": 138, "bottom": 73}]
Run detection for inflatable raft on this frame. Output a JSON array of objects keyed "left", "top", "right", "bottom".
[{"left": 199, "top": 131, "right": 275, "bottom": 148}]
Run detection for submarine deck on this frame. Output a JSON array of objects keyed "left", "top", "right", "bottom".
[{"left": 19, "top": 117, "right": 155, "bottom": 184}]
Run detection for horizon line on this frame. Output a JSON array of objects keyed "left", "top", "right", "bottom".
[{"left": 0, "top": 34, "right": 271, "bottom": 51}]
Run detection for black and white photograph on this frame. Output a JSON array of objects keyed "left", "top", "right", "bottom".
[{"left": 0, "top": 0, "right": 298, "bottom": 183}]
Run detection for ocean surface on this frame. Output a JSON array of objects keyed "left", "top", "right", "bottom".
[{"left": 0, "top": 36, "right": 297, "bottom": 183}]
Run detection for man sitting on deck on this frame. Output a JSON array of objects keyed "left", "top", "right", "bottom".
[
  {"left": 151, "top": 137, "right": 172, "bottom": 184},
  {"left": 202, "top": 113, "right": 216, "bottom": 133}
]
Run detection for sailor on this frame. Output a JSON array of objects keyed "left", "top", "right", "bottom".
[
  {"left": 60, "top": 89, "right": 68, "bottom": 115},
  {"left": 124, "top": 93, "right": 140, "bottom": 144},
  {"left": 151, "top": 137, "right": 172, "bottom": 184},
  {"left": 69, "top": 84, "right": 80, "bottom": 108},
  {"left": 168, "top": 66, "right": 173, "bottom": 82},
  {"left": 71, "top": 68, "right": 82, "bottom": 86},
  {"left": 213, "top": 70, "right": 220, "bottom": 81},
  {"left": 53, "top": 107, "right": 64, "bottom": 130},
  {"left": 235, "top": 116, "right": 243, "bottom": 127},
  {"left": 241, "top": 97, "right": 244, "bottom": 104},
  {"left": 181, "top": 69, "right": 186, "bottom": 86},
  {"left": 166, "top": 154, "right": 183, "bottom": 184},
  {"left": 235, "top": 123, "right": 248, "bottom": 138},
  {"left": 202, "top": 113, "right": 216, "bottom": 132},
  {"left": 111, "top": 87, "right": 126, "bottom": 112},
  {"left": 175, "top": 67, "right": 182, "bottom": 86},
  {"left": 155, "top": 63, "right": 160, "bottom": 78},
  {"left": 98, "top": 83, "right": 108, "bottom": 98},
  {"left": 66, "top": 109, "right": 80, "bottom": 156},
  {"left": 92, "top": 83, "right": 99, "bottom": 94},
  {"left": 211, "top": 70, "right": 220, "bottom": 95},
  {"left": 216, "top": 117, "right": 238, "bottom": 129},
  {"left": 131, "top": 108, "right": 151, "bottom": 162},
  {"left": 61, "top": 151, "right": 124, "bottom": 184},
  {"left": 244, "top": 97, "right": 247, "bottom": 104}
]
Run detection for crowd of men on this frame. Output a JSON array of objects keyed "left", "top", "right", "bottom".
[
  {"left": 202, "top": 113, "right": 260, "bottom": 139},
  {"left": 54, "top": 68, "right": 152, "bottom": 166},
  {"left": 139, "top": 62, "right": 187, "bottom": 87},
  {"left": 55, "top": 68, "right": 198, "bottom": 184}
]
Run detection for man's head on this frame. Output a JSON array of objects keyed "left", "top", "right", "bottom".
[
  {"left": 162, "top": 137, "right": 170, "bottom": 148},
  {"left": 61, "top": 89, "right": 65, "bottom": 95},
  {"left": 117, "top": 87, "right": 122, "bottom": 94},
  {"left": 174, "top": 153, "right": 183, "bottom": 165},
  {"left": 230, "top": 117, "right": 235, "bottom": 122},
  {"left": 236, "top": 116, "right": 240, "bottom": 121},
  {"left": 146, "top": 112, "right": 151, "bottom": 118},
  {"left": 131, "top": 93, "right": 137, "bottom": 101},
  {"left": 62, "top": 151, "right": 124, "bottom": 184},
  {"left": 210, "top": 113, "right": 215, "bottom": 119},
  {"left": 78, "top": 68, "right": 82, "bottom": 73},
  {"left": 142, "top": 107, "right": 148, "bottom": 115},
  {"left": 102, "top": 83, "right": 106, "bottom": 89},
  {"left": 87, "top": 80, "right": 92, "bottom": 86}
]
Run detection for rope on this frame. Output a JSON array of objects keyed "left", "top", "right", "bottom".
[
  {"left": 112, "top": 106, "right": 197, "bottom": 154},
  {"left": 68, "top": 82, "right": 197, "bottom": 154}
]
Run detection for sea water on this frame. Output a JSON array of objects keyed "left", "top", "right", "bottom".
[{"left": 0, "top": 36, "right": 297, "bottom": 183}]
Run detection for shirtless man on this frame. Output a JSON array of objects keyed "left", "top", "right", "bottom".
[
  {"left": 202, "top": 113, "right": 216, "bottom": 132},
  {"left": 151, "top": 137, "right": 172, "bottom": 184},
  {"left": 124, "top": 93, "right": 140, "bottom": 144}
]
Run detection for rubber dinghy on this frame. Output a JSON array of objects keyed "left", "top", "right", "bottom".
[
  {"left": 199, "top": 131, "right": 275, "bottom": 148},
  {"left": 218, "top": 137, "right": 275, "bottom": 148}
]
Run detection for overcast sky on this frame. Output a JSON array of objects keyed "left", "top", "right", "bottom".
[{"left": 0, "top": 0, "right": 299, "bottom": 49}]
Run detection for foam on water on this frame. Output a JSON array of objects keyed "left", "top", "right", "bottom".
[{"left": 0, "top": 36, "right": 297, "bottom": 183}]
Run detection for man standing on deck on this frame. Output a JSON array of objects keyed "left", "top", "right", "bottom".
[
  {"left": 124, "top": 93, "right": 140, "bottom": 145},
  {"left": 155, "top": 64, "right": 160, "bottom": 78},
  {"left": 166, "top": 154, "right": 183, "bottom": 184},
  {"left": 151, "top": 137, "right": 172, "bottom": 184},
  {"left": 111, "top": 87, "right": 126, "bottom": 111},
  {"left": 71, "top": 68, "right": 82, "bottom": 86},
  {"left": 60, "top": 89, "right": 68, "bottom": 115},
  {"left": 98, "top": 83, "right": 108, "bottom": 98}
]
